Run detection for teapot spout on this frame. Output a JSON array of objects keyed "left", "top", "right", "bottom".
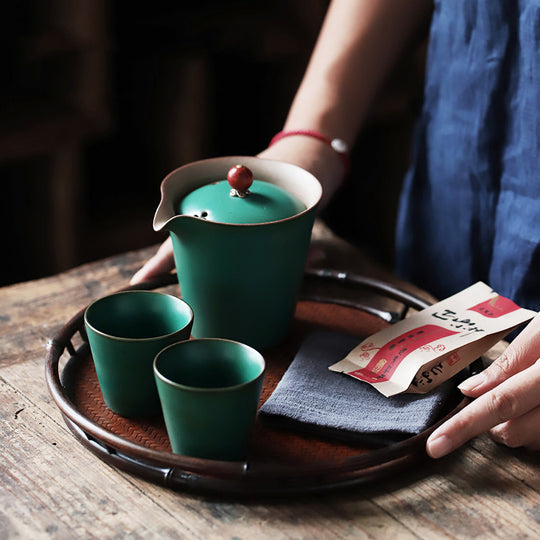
[
  {"left": 153, "top": 199, "right": 178, "bottom": 232},
  {"left": 153, "top": 160, "right": 222, "bottom": 231}
]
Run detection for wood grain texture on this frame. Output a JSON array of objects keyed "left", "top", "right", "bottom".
[{"left": 1, "top": 227, "right": 539, "bottom": 539}]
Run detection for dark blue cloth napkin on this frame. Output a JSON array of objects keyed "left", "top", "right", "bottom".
[{"left": 258, "top": 330, "right": 461, "bottom": 445}]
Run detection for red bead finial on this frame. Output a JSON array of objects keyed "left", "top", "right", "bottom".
[{"left": 227, "top": 165, "right": 253, "bottom": 196}]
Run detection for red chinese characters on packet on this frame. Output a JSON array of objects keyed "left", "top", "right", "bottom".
[
  {"left": 468, "top": 295, "right": 520, "bottom": 318},
  {"left": 348, "top": 325, "right": 458, "bottom": 385},
  {"left": 329, "top": 282, "right": 536, "bottom": 397}
]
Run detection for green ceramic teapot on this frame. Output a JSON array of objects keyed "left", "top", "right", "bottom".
[{"left": 153, "top": 156, "right": 322, "bottom": 349}]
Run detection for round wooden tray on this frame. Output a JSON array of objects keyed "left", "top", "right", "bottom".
[{"left": 45, "top": 270, "right": 467, "bottom": 497}]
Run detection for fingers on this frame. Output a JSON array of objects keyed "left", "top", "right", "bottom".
[
  {"left": 458, "top": 312, "right": 540, "bottom": 397},
  {"left": 489, "top": 405, "right": 540, "bottom": 450},
  {"left": 426, "top": 358, "right": 540, "bottom": 458},
  {"left": 130, "top": 237, "right": 175, "bottom": 285}
]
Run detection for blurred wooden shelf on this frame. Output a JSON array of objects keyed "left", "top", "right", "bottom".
[
  {"left": 0, "top": 96, "right": 106, "bottom": 162},
  {"left": 1, "top": 0, "right": 110, "bottom": 282}
]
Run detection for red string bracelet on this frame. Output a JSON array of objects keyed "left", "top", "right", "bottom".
[{"left": 269, "top": 129, "right": 350, "bottom": 178}]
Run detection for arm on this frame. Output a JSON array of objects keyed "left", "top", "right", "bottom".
[
  {"left": 131, "top": 0, "right": 432, "bottom": 283},
  {"left": 259, "top": 0, "right": 433, "bottom": 206}
]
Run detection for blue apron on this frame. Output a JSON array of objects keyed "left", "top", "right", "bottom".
[{"left": 396, "top": 0, "right": 540, "bottom": 311}]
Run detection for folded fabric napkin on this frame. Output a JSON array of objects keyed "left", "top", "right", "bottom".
[{"left": 258, "top": 330, "right": 462, "bottom": 446}]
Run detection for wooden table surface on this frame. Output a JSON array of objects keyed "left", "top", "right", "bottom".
[{"left": 2, "top": 225, "right": 540, "bottom": 539}]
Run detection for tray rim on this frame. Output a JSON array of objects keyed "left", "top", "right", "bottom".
[{"left": 45, "top": 271, "right": 469, "bottom": 496}]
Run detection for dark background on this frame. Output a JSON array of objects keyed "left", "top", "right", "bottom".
[{"left": 0, "top": 0, "right": 426, "bottom": 287}]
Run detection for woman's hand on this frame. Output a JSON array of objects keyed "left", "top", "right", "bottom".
[{"left": 426, "top": 311, "right": 540, "bottom": 458}]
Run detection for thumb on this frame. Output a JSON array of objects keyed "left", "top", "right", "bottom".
[{"left": 130, "top": 237, "right": 175, "bottom": 284}]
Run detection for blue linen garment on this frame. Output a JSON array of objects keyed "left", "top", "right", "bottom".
[{"left": 396, "top": 0, "right": 540, "bottom": 312}]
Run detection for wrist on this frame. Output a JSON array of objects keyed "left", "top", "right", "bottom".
[
  {"left": 269, "top": 129, "right": 350, "bottom": 179},
  {"left": 259, "top": 135, "right": 347, "bottom": 209}
]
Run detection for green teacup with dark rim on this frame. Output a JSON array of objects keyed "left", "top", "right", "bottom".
[
  {"left": 84, "top": 290, "right": 194, "bottom": 418},
  {"left": 153, "top": 338, "right": 266, "bottom": 461}
]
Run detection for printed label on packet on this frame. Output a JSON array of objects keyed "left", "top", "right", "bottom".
[{"left": 329, "top": 282, "right": 536, "bottom": 397}]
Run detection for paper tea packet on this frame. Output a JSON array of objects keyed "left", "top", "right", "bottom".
[{"left": 329, "top": 282, "right": 536, "bottom": 397}]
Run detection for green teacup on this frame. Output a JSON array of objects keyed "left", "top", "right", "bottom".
[
  {"left": 153, "top": 338, "right": 265, "bottom": 461},
  {"left": 84, "top": 291, "right": 194, "bottom": 418}
]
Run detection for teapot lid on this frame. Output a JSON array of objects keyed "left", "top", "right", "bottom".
[{"left": 177, "top": 165, "right": 305, "bottom": 224}]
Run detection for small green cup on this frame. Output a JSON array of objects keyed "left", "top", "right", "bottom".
[
  {"left": 84, "top": 291, "right": 194, "bottom": 418},
  {"left": 153, "top": 338, "right": 265, "bottom": 461}
]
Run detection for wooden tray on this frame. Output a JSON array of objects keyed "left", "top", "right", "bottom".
[{"left": 45, "top": 270, "right": 467, "bottom": 497}]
